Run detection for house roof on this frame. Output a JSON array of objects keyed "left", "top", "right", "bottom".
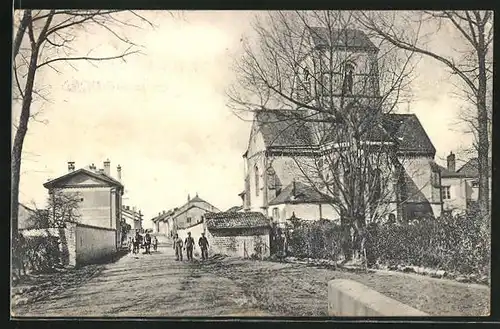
[
  {"left": 43, "top": 168, "right": 123, "bottom": 189},
  {"left": 268, "top": 181, "right": 334, "bottom": 206},
  {"left": 457, "top": 157, "right": 492, "bottom": 178},
  {"left": 190, "top": 195, "right": 207, "bottom": 203},
  {"left": 429, "top": 162, "right": 466, "bottom": 178},
  {"left": 226, "top": 205, "right": 243, "bottom": 212},
  {"left": 253, "top": 110, "right": 435, "bottom": 155},
  {"left": 308, "top": 27, "right": 378, "bottom": 51},
  {"left": 205, "top": 211, "right": 271, "bottom": 230}
]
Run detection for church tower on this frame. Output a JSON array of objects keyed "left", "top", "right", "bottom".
[{"left": 296, "top": 27, "right": 381, "bottom": 144}]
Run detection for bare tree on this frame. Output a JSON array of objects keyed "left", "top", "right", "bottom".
[
  {"left": 11, "top": 10, "right": 155, "bottom": 250},
  {"left": 228, "top": 11, "right": 423, "bottom": 253},
  {"left": 46, "top": 189, "right": 83, "bottom": 227},
  {"left": 357, "top": 10, "right": 493, "bottom": 228}
]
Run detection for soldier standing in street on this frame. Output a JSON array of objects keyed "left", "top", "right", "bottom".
[
  {"left": 184, "top": 232, "right": 195, "bottom": 261},
  {"left": 198, "top": 232, "right": 209, "bottom": 261},
  {"left": 173, "top": 234, "right": 184, "bottom": 261},
  {"left": 144, "top": 231, "right": 152, "bottom": 254}
]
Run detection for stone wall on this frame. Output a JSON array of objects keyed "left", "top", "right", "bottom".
[{"left": 207, "top": 227, "right": 270, "bottom": 259}]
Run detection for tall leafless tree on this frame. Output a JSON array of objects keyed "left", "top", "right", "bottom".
[
  {"left": 357, "top": 10, "right": 493, "bottom": 229},
  {"left": 228, "top": 11, "right": 422, "bottom": 244},
  {"left": 11, "top": 10, "right": 155, "bottom": 264}
]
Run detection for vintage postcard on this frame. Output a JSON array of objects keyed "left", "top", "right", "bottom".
[{"left": 11, "top": 10, "right": 491, "bottom": 318}]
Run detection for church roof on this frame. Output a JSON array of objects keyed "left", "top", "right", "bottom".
[
  {"left": 268, "top": 181, "right": 334, "bottom": 206},
  {"left": 255, "top": 110, "right": 314, "bottom": 147},
  {"left": 382, "top": 114, "right": 436, "bottom": 155},
  {"left": 309, "top": 27, "right": 378, "bottom": 51},
  {"left": 253, "top": 110, "right": 436, "bottom": 156}
]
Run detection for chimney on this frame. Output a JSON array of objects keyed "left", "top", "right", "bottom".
[
  {"left": 447, "top": 152, "right": 456, "bottom": 172},
  {"left": 68, "top": 161, "right": 75, "bottom": 172},
  {"left": 103, "top": 159, "right": 110, "bottom": 176},
  {"left": 90, "top": 163, "right": 96, "bottom": 171},
  {"left": 188, "top": 194, "right": 191, "bottom": 202},
  {"left": 117, "top": 165, "right": 122, "bottom": 181}
]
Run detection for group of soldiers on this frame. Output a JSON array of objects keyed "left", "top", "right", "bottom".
[
  {"left": 173, "top": 231, "right": 210, "bottom": 261},
  {"left": 128, "top": 230, "right": 158, "bottom": 255}
]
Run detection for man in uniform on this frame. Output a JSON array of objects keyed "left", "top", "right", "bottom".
[
  {"left": 173, "top": 234, "right": 184, "bottom": 261},
  {"left": 198, "top": 232, "right": 209, "bottom": 261},
  {"left": 184, "top": 232, "right": 195, "bottom": 261}
]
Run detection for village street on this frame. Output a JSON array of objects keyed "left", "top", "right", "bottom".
[
  {"left": 12, "top": 238, "right": 489, "bottom": 317},
  {"left": 12, "top": 241, "right": 271, "bottom": 317}
]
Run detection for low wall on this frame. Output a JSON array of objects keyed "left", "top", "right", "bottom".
[
  {"left": 19, "top": 222, "right": 117, "bottom": 267},
  {"left": 327, "top": 279, "right": 428, "bottom": 316},
  {"left": 207, "top": 228, "right": 270, "bottom": 259},
  {"left": 75, "top": 223, "right": 117, "bottom": 265}
]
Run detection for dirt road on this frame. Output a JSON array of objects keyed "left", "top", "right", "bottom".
[
  {"left": 12, "top": 244, "right": 268, "bottom": 317},
  {"left": 12, "top": 243, "right": 489, "bottom": 317}
]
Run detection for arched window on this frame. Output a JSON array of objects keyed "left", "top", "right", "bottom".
[
  {"left": 255, "top": 165, "right": 260, "bottom": 196},
  {"left": 372, "top": 169, "right": 382, "bottom": 201},
  {"left": 342, "top": 62, "right": 355, "bottom": 95}
]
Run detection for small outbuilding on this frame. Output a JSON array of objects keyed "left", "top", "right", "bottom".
[{"left": 205, "top": 211, "right": 271, "bottom": 259}]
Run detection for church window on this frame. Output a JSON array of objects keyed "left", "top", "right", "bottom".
[
  {"left": 255, "top": 165, "right": 260, "bottom": 196},
  {"left": 342, "top": 62, "right": 355, "bottom": 95}
]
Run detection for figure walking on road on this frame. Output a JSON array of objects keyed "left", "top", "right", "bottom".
[
  {"left": 152, "top": 236, "right": 158, "bottom": 252},
  {"left": 198, "top": 232, "right": 209, "bottom": 261},
  {"left": 184, "top": 232, "right": 195, "bottom": 261},
  {"left": 132, "top": 231, "right": 141, "bottom": 254},
  {"left": 174, "top": 234, "right": 184, "bottom": 261},
  {"left": 144, "top": 232, "right": 152, "bottom": 254}
]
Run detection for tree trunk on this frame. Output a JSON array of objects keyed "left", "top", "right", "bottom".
[
  {"left": 11, "top": 25, "right": 40, "bottom": 266},
  {"left": 476, "top": 19, "right": 490, "bottom": 232}
]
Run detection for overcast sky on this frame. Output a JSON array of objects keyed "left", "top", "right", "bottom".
[{"left": 13, "top": 11, "right": 476, "bottom": 229}]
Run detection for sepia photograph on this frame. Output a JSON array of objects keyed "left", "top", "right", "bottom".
[{"left": 11, "top": 10, "right": 492, "bottom": 318}]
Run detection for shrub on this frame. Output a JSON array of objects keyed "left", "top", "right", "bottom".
[
  {"left": 372, "top": 212, "right": 489, "bottom": 276},
  {"left": 284, "top": 218, "right": 343, "bottom": 260},
  {"left": 15, "top": 234, "right": 62, "bottom": 275}
]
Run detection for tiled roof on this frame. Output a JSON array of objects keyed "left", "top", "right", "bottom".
[
  {"left": 457, "top": 157, "right": 492, "bottom": 178},
  {"left": 254, "top": 110, "right": 435, "bottom": 155},
  {"left": 268, "top": 181, "right": 334, "bottom": 206},
  {"left": 205, "top": 211, "right": 271, "bottom": 230},
  {"left": 309, "top": 27, "right": 378, "bottom": 50},
  {"left": 255, "top": 110, "right": 315, "bottom": 147}
]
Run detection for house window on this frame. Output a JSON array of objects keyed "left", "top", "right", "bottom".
[
  {"left": 187, "top": 217, "right": 192, "bottom": 224},
  {"left": 272, "top": 207, "right": 280, "bottom": 221},
  {"left": 472, "top": 180, "right": 479, "bottom": 188},
  {"left": 255, "top": 165, "right": 260, "bottom": 196},
  {"left": 342, "top": 62, "right": 355, "bottom": 95},
  {"left": 441, "top": 186, "right": 451, "bottom": 200}
]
